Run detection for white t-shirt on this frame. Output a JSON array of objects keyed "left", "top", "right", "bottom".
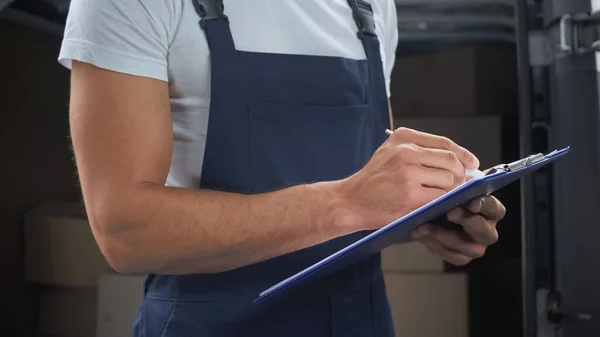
[{"left": 58, "top": 0, "right": 399, "bottom": 189}]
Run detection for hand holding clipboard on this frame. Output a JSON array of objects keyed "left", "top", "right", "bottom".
[
  {"left": 254, "top": 130, "right": 571, "bottom": 304},
  {"left": 383, "top": 129, "right": 507, "bottom": 266}
]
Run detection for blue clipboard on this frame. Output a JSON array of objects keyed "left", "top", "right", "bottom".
[{"left": 254, "top": 146, "right": 571, "bottom": 304}]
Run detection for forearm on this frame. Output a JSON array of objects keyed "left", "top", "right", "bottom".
[{"left": 92, "top": 180, "right": 352, "bottom": 275}]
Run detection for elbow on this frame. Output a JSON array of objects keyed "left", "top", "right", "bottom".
[
  {"left": 95, "top": 228, "right": 152, "bottom": 274},
  {"left": 101, "top": 242, "right": 145, "bottom": 274},
  {"left": 87, "top": 204, "right": 148, "bottom": 274},
  {"left": 92, "top": 222, "right": 146, "bottom": 274},
  {"left": 97, "top": 241, "right": 132, "bottom": 274}
]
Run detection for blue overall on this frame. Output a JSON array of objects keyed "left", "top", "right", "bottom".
[{"left": 132, "top": 0, "right": 394, "bottom": 336}]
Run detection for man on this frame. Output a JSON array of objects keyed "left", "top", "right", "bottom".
[{"left": 59, "top": 0, "right": 505, "bottom": 336}]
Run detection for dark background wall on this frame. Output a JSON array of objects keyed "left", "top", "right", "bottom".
[{"left": 0, "top": 20, "right": 80, "bottom": 335}]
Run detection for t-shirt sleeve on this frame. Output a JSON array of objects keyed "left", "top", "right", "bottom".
[
  {"left": 58, "top": 0, "right": 178, "bottom": 82},
  {"left": 381, "top": 0, "right": 399, "bottom": 98}
]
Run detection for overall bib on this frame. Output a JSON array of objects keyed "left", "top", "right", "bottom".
[{"left": 132, "top": 0, "right": 394, "bottom": 336}]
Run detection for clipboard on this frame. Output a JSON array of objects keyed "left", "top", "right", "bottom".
[{"left": 253, "top": 146, "right": 571, "bottom": 304}]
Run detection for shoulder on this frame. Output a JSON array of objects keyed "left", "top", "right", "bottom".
[
  {"left": 59, "top": 0, "right": 184, "bottom": 81},
  {"left": 64, "top": 0, "right": 183, "bottom": 41},
  {"left": 64, "top": 0, "right": 182, "bottom": 28}
]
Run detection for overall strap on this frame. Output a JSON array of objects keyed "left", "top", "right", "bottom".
[
  {"left": 192, "top": 0, "right": 236, "bottom": 52},
  {"left": 346, "top": 0, "right": 381, "bottom": 62},
  {"left": 347, "top": 0, "right": 378, "bottom": 39}
]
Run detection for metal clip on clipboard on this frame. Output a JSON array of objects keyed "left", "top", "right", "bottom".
[{"left": 503, "top": 152, "right": 546, "bottom": 171}]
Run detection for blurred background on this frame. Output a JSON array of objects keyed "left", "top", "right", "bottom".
[{"left": 0, "top": 0, "right": 598, "bottom": 336}]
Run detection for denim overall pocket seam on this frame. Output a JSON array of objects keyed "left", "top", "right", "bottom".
[
  {"left": 145, "top": 297, "right": 251, "bottom": 336},
  {"left": 249, "top": 99, "right": 369, "bottom": 113},
  {"left": 159, "top": 302, "right": 178, "bottom": 337}
]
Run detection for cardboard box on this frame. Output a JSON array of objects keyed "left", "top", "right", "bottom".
[
  {"left": 390, "top": 45, "right": 517, "bottom": 117},
  {"left": 394, "top": 116, "right": 502, "bottom": 170},
  {"left": 384, "top": 273, "right": 469, "bottom": 337},
  {"left": 381, "top": 242, "right": 444, "bottom": 273},
  {"left": 38, "top": 287, "right": 97, "bottom": 337},
  {"left": 25, "top": 201, "right": 113, "bottom": 287},
  {"left": 97, "top": 273, "right": 145, "bottom": 337}
]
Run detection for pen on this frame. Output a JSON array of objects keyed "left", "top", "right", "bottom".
[{"left": 384, "top": 129, "right": 484, "bottom": 178}]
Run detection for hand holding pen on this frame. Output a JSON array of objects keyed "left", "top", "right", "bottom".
[
  {"left": 334, "top": 127, "right": 504, "bottom": 266},
  {"left": 381, "top": 128, "right": 504, "bottom": 266},
  {"left": 385, "top": 128, "right": 485, "bottom": 179},
  {"left": 337, "top": 126, "right": 480, "bottom": 231}
]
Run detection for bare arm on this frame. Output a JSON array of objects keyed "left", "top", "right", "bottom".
[
  {"left": 70, "top": 62, "right": 351, "bottom": 275},
  {"left": 70, "top": 62, "right": 482, "bottom": 276}
]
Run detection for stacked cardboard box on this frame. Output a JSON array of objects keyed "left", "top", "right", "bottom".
[
  {"left": 384, "top": 273, "right": 469, "bottom": 337},
  {"left": 25, "top": 201, "right": 145, "bottom": 337},
  {"left": 25, "top": 201, "right": 108, "bottom": 337},
  {"left": 96, "top": 273, "right": 145, "bottom": 337},
  {"left": 383, "top": 44, "right": 514, "bottom": 337},
  {"left": 25, "top": 201, "right": 111, "bottom": 287},
  {"left": 381, "top": 242, "right": 444, "bottom": 273},
  {"left": 381, "top": 243, "right": 470, "bottom": 337},
  {"left": 390, "top": 45, "right": 517, "bottom": 118}
]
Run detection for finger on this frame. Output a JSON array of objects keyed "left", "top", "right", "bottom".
[
  {"left": 391, "top": 127, "right": 480, "bottom": 170},
  {"left": 465, "top": 195, "right": 506, "bottom": 221},
  {"left": 412, "top": 223, "right": 434, "bottom": 240},
  {"left": 410, "top": 186, "right": 448, "bottom": 208},
  {"left": 415, "top": 165, "right": 457, "bottom": 190},
  {"left": 447, "top": 207, "right": 499, "bottom": 245},
  {"left": 415, "top": 147, "right": 466, "bottom": 184},
  {"left": 418, "top": 236, "right": 472, "bottom": 266},
  {"left": 427, "top": 225, "right": 488, "bottom": 259}
]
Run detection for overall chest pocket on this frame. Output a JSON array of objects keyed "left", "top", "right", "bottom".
[{"left": 248, "top": 100, "right": 374, "bottom": 193}]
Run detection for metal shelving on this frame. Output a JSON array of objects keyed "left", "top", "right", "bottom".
[{"left": 394, "top": 0, "right": 519, "bottom": 52}]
